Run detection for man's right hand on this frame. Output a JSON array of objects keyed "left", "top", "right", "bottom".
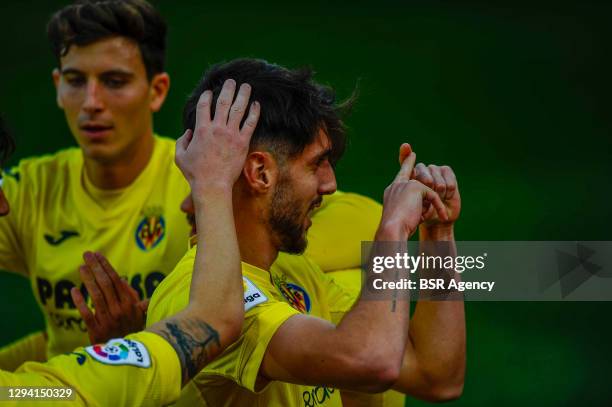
[{"left": 377, "top": 143, "right": 448, "bottom": 240}]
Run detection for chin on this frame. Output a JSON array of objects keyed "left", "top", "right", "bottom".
[{"left": 81, "top": 144, "right": 121, "bottom": 164}]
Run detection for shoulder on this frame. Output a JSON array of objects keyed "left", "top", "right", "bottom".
[
  {"left": 6, "top": 147, "right": 80, "bottom": 178},
  {"left": 153, "top": 134, "right": 178, "bottom": 155},
  {"left": 2, "top": 148, "right": 80, "bottom": 196}
]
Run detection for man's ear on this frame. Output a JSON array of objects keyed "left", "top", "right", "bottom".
[
  {"left": 243, "top": 151, "right": 278, "bottom": 193},
  {"left": 52, "top": 68, "right": 63, "bottom": 109},
  {"left": 149, "top": 72, "right": 170, "bottom": 112}
]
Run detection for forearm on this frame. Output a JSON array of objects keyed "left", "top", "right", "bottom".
[
  {"left": 394, "top": 225, "right": 465, "bottom": 399},
  {"left": 333, "top": 226, "right": 411, "bottom": 391},
  {"left": 147, "top": 309, "right": 222, "bottom": 386},
  {"left": 0, "top": 331, "right": 47, "bottom": 371},
  {"left": 189, "top": 187, "right": 243, "bottom": 329}
]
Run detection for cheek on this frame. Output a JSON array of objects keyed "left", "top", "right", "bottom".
[
  {"left": 58, "top": 87, "right": 83, "bottom": 112},
  {"left": 107, "top": 88, "right": 151, "bottom": 119}
]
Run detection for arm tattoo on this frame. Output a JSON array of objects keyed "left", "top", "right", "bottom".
[{"left": 156, "top": 318, "right": 221, "bottom": 383}]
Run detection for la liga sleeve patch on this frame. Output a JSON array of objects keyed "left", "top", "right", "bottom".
[
  {"left": 243, "top": 276, "right": 267, "bottom": 311},
  {"left": 85, "top": 338, "right": 152, "bottom": 368}
]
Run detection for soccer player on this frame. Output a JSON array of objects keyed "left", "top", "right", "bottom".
[
  {"left": 0, "top": 0, "right": 191, "bottom": 368},
  {"left": 0, "top": 81, "right": 257, "bottom": 405},
  {"left": 146, "top": 59, "right": 465, "bottom": 406}
]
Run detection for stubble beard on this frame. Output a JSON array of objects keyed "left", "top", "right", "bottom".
[{"left": 268, "top": 175, "right": 309, "bottom": 254}]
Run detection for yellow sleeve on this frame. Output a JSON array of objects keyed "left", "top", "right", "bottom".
[
  {"left": 0, "top": 164, "right": 32, "bottom": 276},
  {"left": 0, "top": 331, "right": 47, "bottom": 371},
  {"left": 306, "top": 191, "right": 382, "bottom": 272},
  {"left": 202, "top": 299, "right": 299, "bottom": 392},
  {"left": 0, "top": 332, "right": 181, "bottom": 407}
]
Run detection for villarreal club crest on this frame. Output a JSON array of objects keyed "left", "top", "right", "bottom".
[
  {"left": 273, "top": 274, "right": 311, "bottom": 313},
  {"left": 135, "top": 206, "right": 166, "bottom": 251}
]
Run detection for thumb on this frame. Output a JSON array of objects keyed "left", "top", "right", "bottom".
[{"left": 176, "top": 129, "right": 193, "bottom": 154}]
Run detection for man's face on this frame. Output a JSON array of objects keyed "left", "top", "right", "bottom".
[
  {"left": 268, "top": 130, "right": 337, "bottom": 253},
  {"left": 179, "top": 131, "right": 338, "bottom": 251},
  {"left": 52, "top": 36, "right": 167, "bottom": 163}
]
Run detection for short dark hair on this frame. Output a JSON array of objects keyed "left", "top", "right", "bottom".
[
  {"left": 46, "top": 0, "right": 167, "bottom": 80},
  {"left": 0, "top": 114, "right": 15, "bottom": 166},
  {"left": 183, "top": 59, "right": 355, "bottom": 165}
]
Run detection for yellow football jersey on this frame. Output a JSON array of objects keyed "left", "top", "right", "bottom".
[
  {"left": 0, "top": 136, "right": 191, "bottom": 359},
  {"left": 147, "top": 246, "right": 357, "bottom": 407},
  {"left": 0, "top": 331, "right": 180, "bottom": 406}
]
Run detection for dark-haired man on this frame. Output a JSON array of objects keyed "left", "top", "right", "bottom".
[
  {"left": 0, "top": 0, "right": 191, "bottom": 367},
  {"left": 0, "top": 92, "right": 255, "bottom": 406},
  {"left": 146, "top": 59, "right": 465, "bottom": 406}
]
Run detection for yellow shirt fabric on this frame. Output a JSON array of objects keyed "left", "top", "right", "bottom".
[
  {"left": 0, "top": 331, "right": 47, "bottom": 372},
  {"left": 0, "top": 331, "right": 180, "bottom": 406},
  {"left": 147, "top": 246, "right": 357, "bottom": 407},
  {"left": 0, "top": 136, "right": 191, "bottom": 358}
]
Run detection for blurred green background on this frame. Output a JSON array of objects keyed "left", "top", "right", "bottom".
[{"left": 1, "top": 0, "right": 611, "bottom": 405}]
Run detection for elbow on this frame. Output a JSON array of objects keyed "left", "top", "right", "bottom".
[
  {"left": 223, "top": 313, "right": 245, "bottom": 346},
  {"left": 348, "top": 351, "right": 402, "bottom": 393},
  {"left": 420, "top": 369, "right": 465, "bottom": 402},
  {"left": 427, "top": 380, "right": 464, "bottom": 402},
  {"left": 213, "top": 306, "right": 244, "bottom": 350}
]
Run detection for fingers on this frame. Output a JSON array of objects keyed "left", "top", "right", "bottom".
[
  {"left": 428, "top": 165, "right": 446, "bottom": 199},
  {"left": 95, "top": 252, "right": 126, "bottom": 304},
  {"left": 213, "top": 79, "right": 236, "bottom": 124},
  {"left": 227, "top": 83, "right": 252, "bottom": 129},
  {"left": 176, "top": 129, "right": 193, "bottom": 153},
  {"left": 422, "top": 187, "right": 449, "bottom": 222},
  {"left": 196, "top": 90, "right": 213, "bottom": 126},
  {"left": 413, "top": 163, "right": 456, "bottom": 200},
  {"left": 394, "top": 151, "right": 416, "bottom": 182},
  {"left": 413, "top": 163, "right": 433, "bottom": 188},
  {"left": 398, "top": 143, "right": 412, "bottom": 166},
  {"left": 71, "top": 287, "right": 96, "bottom": 329},
  {"left": 123, "top": 279, "right": 140, "bottom": 303},
  {"left": 240, "top": 101, "right": 260, "bottom": 139},
  {"left": 440, "top": 165, "right": 458, "bottom": 200},
  {"left": 83, "top": 252, "right": 122, "bottom": 317},
  {"left": 138, "top": 299, "right": 150, "bottom": 314}
]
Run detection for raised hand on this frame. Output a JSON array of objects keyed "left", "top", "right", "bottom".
[
  {"left": 175, "top": 79, "right": 260, "bottom": 197},
  {"left": 71, "top": 252, "right": 148, "bottom": 344},
  {"left": 410, "top": 161, "right": 461, "bottom": 228},
  {"left": 378, "top": 144, "right": 448, "bottom": 240}
]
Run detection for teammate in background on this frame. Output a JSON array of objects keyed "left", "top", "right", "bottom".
[
  {"left": 0, "top": 82, "right": 255, "bottom": 406},
  {"left": 146, "top": 60, "right": 465, "bottom": 406},
  {"left": 0, "top": 0, "right": 191, "bottom": 368}
]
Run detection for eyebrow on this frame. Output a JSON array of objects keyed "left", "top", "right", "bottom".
[
  {"left": 61, "top": 68, "right": 134, "bottom": 77},
  {"left": 311, "top": 148, "right": 333, "bottom": 164}
]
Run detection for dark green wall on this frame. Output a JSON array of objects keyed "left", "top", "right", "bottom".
[{"left": 1, "top": 1, "right": 610, "bottom": 405}]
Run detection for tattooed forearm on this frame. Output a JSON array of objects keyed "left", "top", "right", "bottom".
[{"left": 154, "top": 317, "right": 221, "bottom": 383}]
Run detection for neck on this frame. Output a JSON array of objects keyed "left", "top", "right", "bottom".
[
  {"left": 234, "top": 194, "right": 278, "bottom": 271},
  {"left": 83, "top": 134, "right": 154, "bottom": 189}
]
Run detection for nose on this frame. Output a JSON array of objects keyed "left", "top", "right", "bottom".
[
  {"left": 82, "top": 80, "right": 104, "bottom": 114},
  {"left": 180, "top": 194, "right": 194, "bottom": 214},
  {"left": 318, "top": 162, "right": 337, "bottom": 196}
]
